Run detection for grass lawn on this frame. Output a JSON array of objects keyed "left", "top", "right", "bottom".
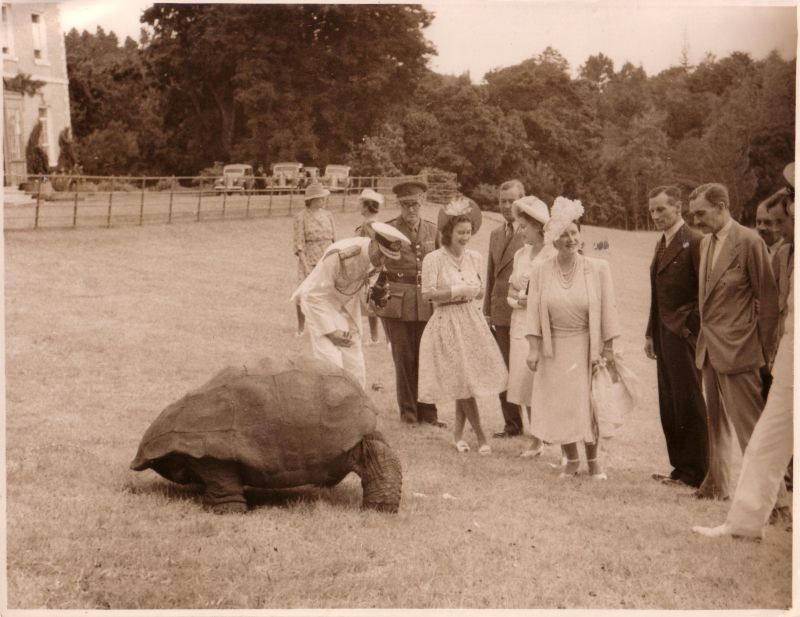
[{"left": 4, "top": 204, "right": 792, "bottom": 609}]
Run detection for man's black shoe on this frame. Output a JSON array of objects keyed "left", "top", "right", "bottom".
[{"left": 493, "top": 430, "right": 521, "bottom": 438}]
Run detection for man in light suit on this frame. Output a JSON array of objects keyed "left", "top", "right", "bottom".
[
  {"left": 689, "top": 182, "right": 779, "bottom": 500},
  {"left": 484, "top": 179, "right": 527, "bottom": 437},
  {"left": 645, "top": 186, "right": 708, "bottom": 488},
  {"left": 693, "top": 165, "right": 794, "bottom": 539}
]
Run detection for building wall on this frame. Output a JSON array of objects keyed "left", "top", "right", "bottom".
[{"left": 3, "top": 2, "right": 71, "bottom": 184}]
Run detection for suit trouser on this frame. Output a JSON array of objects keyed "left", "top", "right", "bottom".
[
  {"left": 492, "top": 324, "right": 522, "bottom": 434},
  {"left": 653, "top": 325, "right": 708, "bottom": 486},
  {"left": 699, "top": 362, "right": 788, "bottom": 510},
  {"left": 382, "top": 319, "right": 438, "bottom": 423},
  {"left": 307, "top": 328, "right": 366, "bottom": 389},
  {"left": 726, "top": 331, "right": 793, "bottom": 537}
]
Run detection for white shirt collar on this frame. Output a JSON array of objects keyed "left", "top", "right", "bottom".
[
  {"left": 715, "top": 217, "right": 734, "bottom": 242},
  {"left": 663, "top": 218, "right": 684, "bottom": 245}
]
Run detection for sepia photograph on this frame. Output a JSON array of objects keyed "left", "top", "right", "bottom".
[{"left": 2, "top": 0, "right": 797, "bottom": 612}]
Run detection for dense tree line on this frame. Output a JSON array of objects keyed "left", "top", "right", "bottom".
[{"left": 65, "top": 4, "right": 794, "bottom": 227}]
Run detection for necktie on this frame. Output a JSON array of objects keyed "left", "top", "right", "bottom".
[
  {"left": 655, "top": 235, "right": 667, "bottom": 264},
  {"left": 706, "top": 233, "right": 718, "bottom": 283},
  {"left": 506, "top": 223, "right": 514, "bottom": 238}
]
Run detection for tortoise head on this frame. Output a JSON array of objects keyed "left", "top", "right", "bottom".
[{"left": 348, "top": 431, "right": 402, "bottom": 513}]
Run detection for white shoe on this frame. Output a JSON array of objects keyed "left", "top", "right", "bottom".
[{"left": 692, "top": 523, "right": 731, "bottom": 538}]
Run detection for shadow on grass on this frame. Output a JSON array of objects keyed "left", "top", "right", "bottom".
[{"left": 123, "top": 476, "right": 364, "bottom": 511}]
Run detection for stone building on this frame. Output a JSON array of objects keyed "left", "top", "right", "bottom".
[{"left": 3, "top": 2, "right": 71, "bottom": 188}]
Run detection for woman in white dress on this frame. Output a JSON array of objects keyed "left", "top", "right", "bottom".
[
  {"left": 418, "top": 197, "right": 508, "bottom": 455},
  {"left": 505, "top": 196, "right": 557, "bottom": 457},
  {"left": 525, "top": 197, "right": 621, "bottom": 479}
]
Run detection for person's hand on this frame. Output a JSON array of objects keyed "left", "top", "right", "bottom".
[
  {"left": 600, "top": 345, "right": 615, "bottom": 368},
  {"left": 451, "top": 284, "right": 478, "bottom": 301},
  {"left": 526, "top": 348, "right": 540, "bottom": 372},
  {"left": 644, "top": 337, "right": 656, "bottom": 360},
  {"left": 326, "top": 330, "right": 353, "bottom": 347},
  {"left": 517, "top": 292, "right": 528, "bottom": 308},
  {"left": 484, "top": 314, "right": 493, "bottom": 327}
]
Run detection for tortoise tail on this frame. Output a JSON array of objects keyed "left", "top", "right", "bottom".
[{"left": 348, "top": 431, "right": 402, "bottom": 513}]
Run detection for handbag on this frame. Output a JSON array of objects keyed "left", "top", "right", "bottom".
[{"left": 590, "top": 351, "right": 642, "bottom": 439}]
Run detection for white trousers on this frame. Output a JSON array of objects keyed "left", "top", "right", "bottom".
[
  {"left": 307, "top": 329, "right": 366, "bottom": 388},
  {"left": 726, "top": 326, "right": 793, "bottom": 537}
]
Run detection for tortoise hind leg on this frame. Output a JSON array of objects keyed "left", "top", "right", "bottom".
[
  {"left": 347, "top": 431, "right": 402, "bottom": 513},
  {"left": 185, "top": 457, "right": 248, "bottom": 514}
]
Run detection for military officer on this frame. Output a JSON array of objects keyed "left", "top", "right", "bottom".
[
  {"left": 291, "top": 221, "right": 410, "bottom": 388},
  {"left": 376, "top": 180, "right": 445, "bottom": 427}
]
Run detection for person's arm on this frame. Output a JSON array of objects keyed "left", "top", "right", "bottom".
[
  {"left": 421, "top": 253, "right": 477, "bottom": 303},
  {"left": 597, "top": 260, "right": 621, "bottom": 364},
  {"left": 483, "top": 234, "right": 495, "bottom": 319},
  {"left": 300, "top": 253, "right": 350, "bottom": 345},
  {"left": 747, "top": 235, "right": 780, "bottom": 365}
]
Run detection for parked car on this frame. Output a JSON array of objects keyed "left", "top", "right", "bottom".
[
  {"left": 270, "top": 162, "right": 304, "bottom": 188},
  {"left": 214, "top": 164, "right": 255, "bottom": 194},
  {"left": 322, "top": 164, "right": 351, "bottom": 191}
]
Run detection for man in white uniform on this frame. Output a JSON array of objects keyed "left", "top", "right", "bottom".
[{"left": 291, "top": 221, "right": 410, "bottom": 387}]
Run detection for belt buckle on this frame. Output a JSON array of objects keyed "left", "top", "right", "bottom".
[{"left": 416, "top": 272, "right": 422, "bottom": 286}]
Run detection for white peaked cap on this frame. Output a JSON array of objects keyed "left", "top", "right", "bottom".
[
  {"left": 512, "top": 196, "right": 550, "bottom": 226},
  {"left": 359, "top": 188, "right": 385, "bottom": 205}
]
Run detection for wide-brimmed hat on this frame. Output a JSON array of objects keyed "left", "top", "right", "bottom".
[
  {"left": 392, "top": 180, "right": 428, "bottom": 201},
  {"left": 783, "top": 162, "right": 795, "bottom": 188},
  {"left": 512, "top": 196, "right": 550, "bottom": 226},
  {"left": 437, "top": 196, "right": 483, "bottom": 234},
  {"left": 366, "top": 221, "right": 411, "bottom": 260},
  {"left": 304, "top": 183, "right": 330, "bottom": 202},
  {"left": 358, "top": 188, "right": 384, "bottom": 206}
]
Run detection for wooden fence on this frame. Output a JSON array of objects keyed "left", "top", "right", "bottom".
[{"left": 4, "top": 174, "right": 434, "bottom": 231}]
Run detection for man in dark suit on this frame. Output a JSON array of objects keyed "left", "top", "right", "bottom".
[
  {"left": 376, "top": 180, "right": 444, "bottom": 427},
  {"left": 645, "top": 185, "right": 708, "bottom": 488},
  {"left": 484, "top": 179, "right": 527, "bottom": 437},
  {"left": 689, "top": 182, "right": 780, "bottom": 500}
]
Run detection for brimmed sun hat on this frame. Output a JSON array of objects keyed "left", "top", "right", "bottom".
[
  {"left": 437, "top": 196, "right": 483, "bottom": 234},
  {"left": 358, "top": 188, "right": 385, "bottom": 207},
  {"left": 304, "top": 183, "right": 330, "bottom": 202},
  {"left": 512, "top": 196, "right": 550, "bottom": 226},
  {"left": 366, "top": 221, "right": 411, "bottom": 260}
]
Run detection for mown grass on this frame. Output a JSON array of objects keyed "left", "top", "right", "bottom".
[{"left": 4, "top": 205, "right": 792, "bottom": 609}]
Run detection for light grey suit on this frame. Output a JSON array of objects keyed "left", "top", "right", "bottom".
[{"left": 695, "top": 220, "right": 779, "bottom": 499}]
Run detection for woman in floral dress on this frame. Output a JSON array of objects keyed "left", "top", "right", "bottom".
[
  {"left": 293, "top": 183, "right": 336, "bottom": 335},
  {"left": 418, "top": 197, "right": 508, "bottom": 455}
]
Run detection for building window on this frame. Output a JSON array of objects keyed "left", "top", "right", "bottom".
[
  {"left": 2, "top": 4, "right": 15, "bottom": 57},
  {"left": 38, "top": 107, "right": 51, "bottom": 161},
  {"left": 31, "top": 11, "right": 47, "bottom": 62}
]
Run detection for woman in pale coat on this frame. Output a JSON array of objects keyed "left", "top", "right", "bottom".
[
  {"left": 505, "top": 196, "right": 557, "bottom": 457},
  {"left": 525, "top": 197, "right": 620, "bottom": 479}
]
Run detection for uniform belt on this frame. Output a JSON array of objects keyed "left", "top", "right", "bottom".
[
  {"left": 437, "top": 299, "right": 470, "bottom": 306},
  {"left": 385, "top": 271, "right": 421, "bottom": 285}
]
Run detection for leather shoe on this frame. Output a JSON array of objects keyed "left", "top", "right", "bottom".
[
  {"left": 423, "top": 419, "right": 448, "bottom": 429},
  {"left": 660, "top": 477, "right": 691, "bottom": 488},
  {"left": 400, "top": 413, "right": 417, "bottom": 425},
  {"left": 493, "top": 430, "right": 521, "bottom": 438},
  {"left": 651, "top": 472, "right": 672, "bottom": 482}
]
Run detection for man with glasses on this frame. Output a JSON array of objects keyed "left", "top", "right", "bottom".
[{"left": 376, "top": 180, "right": 444, "bottom": 427}]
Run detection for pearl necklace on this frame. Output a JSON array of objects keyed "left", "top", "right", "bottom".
[{"left": 556, "top": 256, "right": 578, "bottom": 289}]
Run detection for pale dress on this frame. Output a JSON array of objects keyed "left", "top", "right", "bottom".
[
  {"left": 418, "top": 248, "right": 508, "bottom": 404},
  {"left": 529, "top": 268, "right": 595, "bottom": 444},
  {"left": 506, "top": 243, "right": 557, "bottom": 406},
  {"left": 294, "top": 208, "right": 336, "bottom": 280}
]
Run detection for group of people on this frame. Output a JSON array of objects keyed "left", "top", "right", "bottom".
[{"left": 289, "top": 164, "right": 794, "bottom": 539}]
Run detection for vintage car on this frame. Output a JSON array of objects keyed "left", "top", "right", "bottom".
[
  {"left": 270, "top": 162, "right": 305, "bottom": 188},
  {"left": 322, "top": 164, "right": 352, "bottom": 191},
  {"left": 214, "top": 164, "right": 255, "bottom": 194}
]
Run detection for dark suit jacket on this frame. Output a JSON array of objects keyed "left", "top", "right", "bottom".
[
  {"left": 376, "top": 216, "right": 439, "bottom": 322},
  {"left": 696, "top": 220, "right": 779, "bottom": 373},
  {"left": 646, "top": 223, "right": 702, "bottom": 344},
  {"left": 483, "top": 222, "right": 525, "bottom": 326}
]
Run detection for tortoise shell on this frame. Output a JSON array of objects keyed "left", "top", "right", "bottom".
[{"left": 130, "top": 355, "right": 377, "bottom": 488}]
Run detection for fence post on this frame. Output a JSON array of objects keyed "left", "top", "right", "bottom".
[
  {"left": 34, "top": 179, "right": 41, "bottom": 229},
  {"left": 168, "top": 188, "right": 174, "bottom": 224},
  {"left": 288, "top": 189, "right": 294, "bottom": 214},
  {"left": 138, "top": 178, "right": 145, "bottom": 225},
  {"left": 197, "top": 184, "right": 203, "bottom": 222},
  {"left": 341, "top": 187, "right": 347, "bottom": 211},
  {"left": 221, "top": 191, "right": 227, "bottom": 219},
  {"left": 268, "top": 188, "right": 273, "bottom": 216},
  {"left": 72, "top": 190, "right": 79, "bottom": 228},
  {"left": 245, "top": 191, "right": 251, "bottom": 218},
  {"left": 107, "top": 192, "right": 113, "bottom": 228}
]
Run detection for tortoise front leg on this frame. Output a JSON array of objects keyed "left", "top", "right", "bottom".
[
  {"left": 347, "top": 432, "right": 402, "bottom": 513},
  {"left": 186, "top": 457, "right": 248, "bottom": 514}
]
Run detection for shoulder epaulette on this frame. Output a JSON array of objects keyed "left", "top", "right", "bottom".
[{"left": 336, "top": 244, "right": 363, "bottom": 260}]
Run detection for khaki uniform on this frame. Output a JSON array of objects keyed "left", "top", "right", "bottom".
[{"left": 375, "top": 216, "right": 440, "bottom": 423}]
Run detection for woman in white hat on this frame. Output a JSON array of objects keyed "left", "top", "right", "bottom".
[
  {"left": 505, "top": 196, "right": 557, "bottom": 457},
  {"left": 525, "top": 197, "right": 620, "bottom": 479},
  {"left": 355, "top": 188, "right": 386, "bottom": 344},
  {"left": 293, "top": 182, "right": 336, "bottom": 335},
  {"left": 418, "top": 197, "right": 508, "bottom": 455}
]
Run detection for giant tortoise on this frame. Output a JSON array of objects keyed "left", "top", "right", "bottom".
[{"left": 130, "top": 355, "right": 402, "bottom": 514}]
